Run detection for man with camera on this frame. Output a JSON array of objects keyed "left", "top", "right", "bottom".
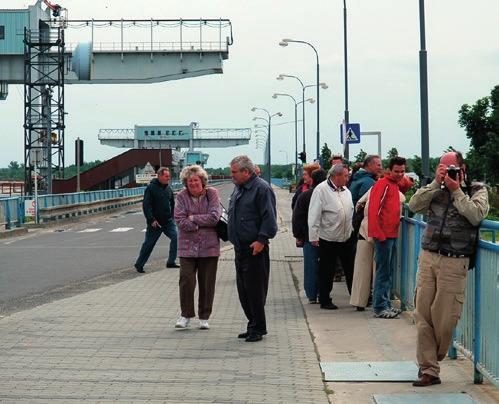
[{"left": 408, "top": 151, "right": 489, "bottom": 387}]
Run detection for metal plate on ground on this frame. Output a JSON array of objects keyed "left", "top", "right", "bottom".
[
  {"left": 373, "top": 393, "right": 476, "bottom": 404},
  {"left": 320, "top": 361, "right": 418, "bottom": 382}
]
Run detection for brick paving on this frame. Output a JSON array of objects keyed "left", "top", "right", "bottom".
[{"left": 0, "top": 191, "right": 328, "bottom": 403}]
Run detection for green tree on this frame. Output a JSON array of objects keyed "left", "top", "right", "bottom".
[
  {"left": 320, "top": 143, "right": 332, "bottom": 171},
  {"left": 411, "top": 155, "right": 423, "bottom": 178},
  {"left": 386, "top": 147, "right": 399, "bottom": 160},
  {"left": 458, "top": 85, "right": 499, "bottom": 184},
  {"left": 8, "top": 161, "right": 20, "bottom": 170},
  {"left": 354, "top": 149, "right": 367, "bottom": 164}
]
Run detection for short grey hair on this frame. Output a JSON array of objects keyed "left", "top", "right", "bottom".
[
  {"left": 230, "top": 155, "right": 255, "bottom": 174},
  {"left": 180, "top": 164, "right": 209, "bottom": 187},
  {"left": 157, "top": 166, "right": 170, "bottom": 176},
  {"left": 328, "top": 163, "right": 346, "bottom": 177}
]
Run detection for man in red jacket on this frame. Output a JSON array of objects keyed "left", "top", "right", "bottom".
[{"left": 368, "top": 156, "right": 407, "bottom": 319}]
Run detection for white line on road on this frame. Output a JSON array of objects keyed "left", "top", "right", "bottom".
[
  {"left": 78, "top": 228, "right": 102, "bottom": 233},
  {"left": 110, "top": 227, "right": 134, "bottom": 232}
]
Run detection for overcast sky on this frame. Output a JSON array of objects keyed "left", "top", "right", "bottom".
[{"left": 2, "top": 0, "right": 498, "bottom": 168}]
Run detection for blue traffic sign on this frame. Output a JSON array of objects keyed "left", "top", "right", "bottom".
[{"left": 340, "top": 123, "right": 361, "bottom": 144}]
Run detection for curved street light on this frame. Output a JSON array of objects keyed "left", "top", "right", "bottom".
[
  {"left": 279, "top": 38, "right": 321, "bottom": 161},
  {"left": 272, "top": 93, "right": 315, "bottom": 182},
  {"left": 250, "top": 107, "right": 283, "bottom": 183},
  {"left": 277, "top": 74, "right": 327, "bottom": 162}
]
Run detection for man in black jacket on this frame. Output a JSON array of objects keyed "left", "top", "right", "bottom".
[
  {"left": 228, "top": 155, "right": 277, "bottom": 342},
  {"left": 134, "top": 167, "right": 178, "bottom": 273}
]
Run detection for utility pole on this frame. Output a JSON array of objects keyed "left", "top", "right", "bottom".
[{"left": 419, "top": 0, "right": 430, "bottom": 184}]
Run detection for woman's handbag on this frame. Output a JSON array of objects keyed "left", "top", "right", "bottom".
[
  {"left": 206, "top": 188, "right": 229, "bottom": 241},
  {"left": 216, "top": 206, "right": 229, "bottom": 242}
]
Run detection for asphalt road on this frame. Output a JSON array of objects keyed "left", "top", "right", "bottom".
[{"left": 0, "top": 183, "right": 235, "bottom": 316}]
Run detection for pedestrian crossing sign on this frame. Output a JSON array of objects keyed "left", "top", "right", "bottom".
[{"left": 340, "top": 123, "right": 361, "bottom": 144}]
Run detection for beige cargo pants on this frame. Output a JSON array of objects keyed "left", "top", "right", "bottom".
[{"left": 414, "top": 249, "right": 468, "bottom": 377}]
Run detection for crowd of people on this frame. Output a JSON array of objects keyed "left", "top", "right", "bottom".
[
  {"left": 292, "top": 154, "right": 411, "bottom": 316},
  {"left": 291, "top": 151, "right": 489, "bottom": 386},
  {"left": 132, "top": 150, "right": 489, "bottom": 387}
]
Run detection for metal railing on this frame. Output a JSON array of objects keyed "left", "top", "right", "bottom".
[
  {"left": 66, "top": 41, "right": 229, "bottom": 53},
  {"left": 0, "top": 180, "right": 237, "bottom": 229},
  {"left": 393, "top": 208, "right": 499, "bottom": 386}
]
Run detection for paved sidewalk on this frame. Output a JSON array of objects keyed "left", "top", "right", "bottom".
[
  {"left": 0, "top": 186, "right": 497, "bottom": 403},
  {"left": 0, "top": 191, "right": 327, "bottom": 402}
]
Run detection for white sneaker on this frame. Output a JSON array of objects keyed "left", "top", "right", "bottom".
[
  {"left": 175, "top": 316, "right": 190, "bottom": 329},
  {"left": 199, "top": 319, "right": 210, "bottom": 330}
]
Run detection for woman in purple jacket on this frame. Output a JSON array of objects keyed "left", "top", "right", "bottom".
[{"left": 174, "top": 165, "right": 222, "bottom": 330}]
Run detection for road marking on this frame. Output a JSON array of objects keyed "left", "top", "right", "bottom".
[
  {"left": 78, "top": 228, "right": 102, "bottom": 233},
  {"left": 110, "top": 227, "right": 134, "bottom": 232},
  {"left": 142, "top": 229, "right": 147, "bottom": 232}
]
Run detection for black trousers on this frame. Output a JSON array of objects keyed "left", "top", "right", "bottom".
[
  {"left": 235, "top": 245, "right": 270, "bottom": 335},
  {"left": 318, "top": 237, "right": 355, "bottom": 305}
]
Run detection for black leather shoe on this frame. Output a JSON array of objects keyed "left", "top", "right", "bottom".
[
  {"left": 356, "top": 306, "right": 365, "bottom": 312},
  {"left": 412, "top": 373, "right": 441, "bottom": 387},
  {"left": 135, "top": 265, "right": 145, "bottom": 273},
  {"left": 166, "top": 263, "right": 180, "bottom": 268},
  {"left": 238, "top": 330, "right": 267, "bottom": 339},
  {"left": 245, "top": 333, "right": 263, "bottom": 342},
  {"left": 320, "top": 302, "right": 338, "bottom": 310}
]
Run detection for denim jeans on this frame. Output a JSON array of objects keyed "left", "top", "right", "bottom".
[
  {"left": 303, "top": 241, "right": 319, "bottom": 300},
  {"left": 135, "top": 219, "right": 177, "bottom": 269},
  {"left": 373, "top": 238, "right": 396, "bottom": 313}
]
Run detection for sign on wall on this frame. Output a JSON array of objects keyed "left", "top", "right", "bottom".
[{"left": 135, "top": 125, "right": 192, "bottom": 141}]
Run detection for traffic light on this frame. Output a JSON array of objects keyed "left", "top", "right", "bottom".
[{"left": 298, "top": 151, "right": 307, "bottom": 163}]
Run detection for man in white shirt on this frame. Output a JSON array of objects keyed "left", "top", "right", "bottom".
[{"left": 308, "top": 164, "right": 354, "bottom": 309}]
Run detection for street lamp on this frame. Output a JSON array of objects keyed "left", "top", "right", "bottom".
[
  {"left": 251, "top": 107, "right": 283, "bottom": 183},
  {"left": 280, "top": 38, "right": 321, "bottom": 160},
  {"left": 277, "top": 74, "right": 327, "bottom": 163},
  {"left": 272, "top": 92, "right": 315, "bottom": 182}
]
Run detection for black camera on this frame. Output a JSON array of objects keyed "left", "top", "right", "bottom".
[{"left": 446, "top": 165, "right": 461, "bottom": 180}]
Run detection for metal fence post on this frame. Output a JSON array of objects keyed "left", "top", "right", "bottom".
[
  {"left": 17, "top": 197, "right": 24, "bottom": 227},
  {"left": 5, "top": 199, "right": 11, "bottom": 230},
  {"left": 474, "top": 250, "right": 483, "bottom": 384}
]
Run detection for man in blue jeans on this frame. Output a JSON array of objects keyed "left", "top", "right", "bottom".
[
  {"left": 367, "top": 156, "right": 406, "bottom": 318},
  {"left": 134, "top": 167, "right": 179, "bottom": 273}
]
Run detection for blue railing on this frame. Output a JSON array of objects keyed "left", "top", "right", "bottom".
[
  {"left": 0, "top": 180, "right": 234, "bottom": 230},
  {"left": 394, "top": 210, "right": 499, "bottom": 386},
  {"left": 271, "top": 178, "right": 292, "bottom": 189}
]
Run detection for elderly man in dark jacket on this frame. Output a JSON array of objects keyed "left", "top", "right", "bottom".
[
  {"left": 228, "top": 155, "right": 277, "bottom": 342},
  {"left": 134, "top": 167, "right": 178, "bottom": 273}
]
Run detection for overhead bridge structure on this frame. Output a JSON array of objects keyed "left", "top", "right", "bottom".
[
  {"left": 0, "top": 0, "right": 233, "bottom": 194},
  {"left": 98, "top": 126, "right": 252, "bottom": 149}
]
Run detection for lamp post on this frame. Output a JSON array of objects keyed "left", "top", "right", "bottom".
[
  {"left": 277, "top": 74, "right": 328, "bottom": 163},
  {"left": 279, "top": 39, "right": 321, "bottom": 160},
  {"left": 342, "top": 0, "right": 350, "bottom": 160},
  {"left": 251, "top": 108, "right": 283, "bottom": 183},
  {"left": 419, "top": 0, "right": 430, "bottom": 184},
  {"left": 272, "top": 93, "right": 315, "bottom": 182}
]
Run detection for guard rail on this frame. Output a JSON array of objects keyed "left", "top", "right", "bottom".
[{"left": 0, "top": 180, "right": 233, "bottom": 229}]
